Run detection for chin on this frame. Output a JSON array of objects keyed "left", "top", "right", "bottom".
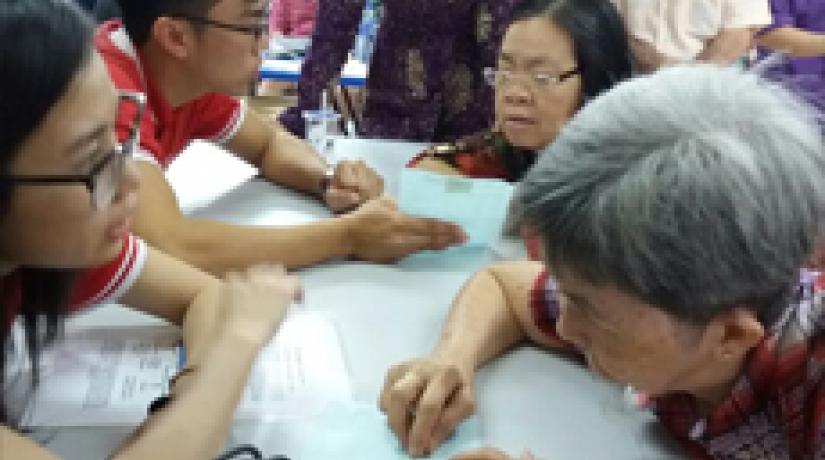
[
  {"left": 227, "top": 70, "right": 259, "bottom": 96},
  {"left": 91, "top": 239, "right": 124, "bottom": 266},
  {"left": 212, "top": 77, "right": 252, "bottom": 97},
  {"left": 504, "top": 132, "right": 548, "bottom": 151}
]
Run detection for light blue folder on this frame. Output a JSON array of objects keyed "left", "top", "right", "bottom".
[
  {"left": 398, "top": 169, "right": 514, "bottom": 247},
  {"left": 300, "top": 402, "right": 483, "bottom": 459}
]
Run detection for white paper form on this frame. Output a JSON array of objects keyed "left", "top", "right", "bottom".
[
  {"left": 21, "top": 311, "right": 352, "bottom": 427},
  {"left": 236, "top": 311, "right": 352, "bottom": 421}
]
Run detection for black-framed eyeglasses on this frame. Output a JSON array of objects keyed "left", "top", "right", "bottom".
[
  {"left": 213, "top": 444, "right": 289, "bottom": 460},
  {"left": 0, "top": 92, "right": 146, "bottom": 210},
  {"left": 483, "top": 67, "right": 581, "bottom": 90},
  {"left": 169, "top": 14, "right": 269, "bottom": 48}
]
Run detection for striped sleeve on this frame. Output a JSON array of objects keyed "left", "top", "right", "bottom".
[
  {"left": 192, "top": 94, "right": 247, "bottom": 145},
  {"left": 68, "top": 233, "right": 147, "bottom": 311}
]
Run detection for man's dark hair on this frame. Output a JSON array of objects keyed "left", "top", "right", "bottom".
[
  {"left": 116, "top": 0, "right": 221, "bottom": 46},
  {"left": 94, "top": 0, "right": 122, "bottom": 23}
]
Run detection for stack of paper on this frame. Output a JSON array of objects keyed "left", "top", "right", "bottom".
[{"left": 21, "top": 311, "right": 351, "bottom": 427}]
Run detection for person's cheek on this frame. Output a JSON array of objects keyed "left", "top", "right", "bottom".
[
  {"left": 600, "top": 335, "right": 660, "bottom": 389},
  {"left": 557, "top": 303, "right": 590, "bottom": 350}
]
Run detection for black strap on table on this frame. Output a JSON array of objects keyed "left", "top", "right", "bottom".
[{"left": 213, "top": 444, "right": 290, "bottom": 460}]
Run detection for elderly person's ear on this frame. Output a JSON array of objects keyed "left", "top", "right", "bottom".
[{"left": 703, "top": 307, "right": 765, "bottom": 362}]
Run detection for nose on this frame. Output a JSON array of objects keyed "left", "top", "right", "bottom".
[
  {"left": 113, "top": 160, "right": 141, "bottom": 203},
  {"left": 501, "top": 80, "right": 533, "bottom": 106}
]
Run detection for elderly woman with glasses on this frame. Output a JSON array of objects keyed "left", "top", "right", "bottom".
[
  {"left": 408, "top": 0, "right": 633, "bottom": 183},
  {"left": 381, "top": 64, "right": 825, "bottom": 460}
]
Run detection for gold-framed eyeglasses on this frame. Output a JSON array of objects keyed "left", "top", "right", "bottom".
[
  {"left": 483, "top": 67, "right": 581, "bottom": 89},
  {"left": 0, "top": 92, "right": 146, "bottom": 210}
]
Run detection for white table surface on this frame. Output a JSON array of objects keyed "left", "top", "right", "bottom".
[{"left": 40, "top": 139, "right": 686, "bottom": 460}]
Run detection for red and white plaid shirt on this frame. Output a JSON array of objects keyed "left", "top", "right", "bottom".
[{"left": 531, "top": 269, "right": 825, "bottom": 459}]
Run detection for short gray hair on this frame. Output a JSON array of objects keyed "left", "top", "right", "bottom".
[{"left": 517, "top": 65, "right": 825, "bottom": 326}]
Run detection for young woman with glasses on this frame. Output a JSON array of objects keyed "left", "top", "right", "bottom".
[{"left": 0, "top": 2, "right": 299, "bottom": 459}]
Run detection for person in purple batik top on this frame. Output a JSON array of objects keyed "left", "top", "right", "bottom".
[
  {"left": 757, "top": 0, "right": 825, "bottom": 112},
  {"left": 278, "top": 0, "right": 520, "bottom": 142}
]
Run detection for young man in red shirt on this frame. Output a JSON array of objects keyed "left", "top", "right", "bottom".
[{"left": 97, "top": 0, "right": 465, "bottom": 275}]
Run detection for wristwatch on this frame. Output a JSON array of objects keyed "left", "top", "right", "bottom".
[{"left": 319, "top": 164, "right": 336, "bottom": 196}]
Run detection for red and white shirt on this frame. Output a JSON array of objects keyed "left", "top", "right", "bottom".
[
  {"left": 94, "top": 20, "right": 247, "bottom": 169},
  {"left": 68, "top": 233, "right": 147, "bottom": 310},
  {"left": 2, "top": 234, "right": 147, "bottom": 331},
  {"left": 1, "top": 234, "right": 146, "bottom": 422}
]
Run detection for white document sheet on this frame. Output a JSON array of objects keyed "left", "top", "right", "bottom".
[{"left": 21, "top": 311, "right": 351, "bottom": 427}]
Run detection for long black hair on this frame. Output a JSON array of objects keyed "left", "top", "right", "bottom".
[
  {"left": 0, "top": 0, "right": 94, "bottom": 424},
  {"left": 511, "top": 0, "right": 633, "bottom": 102}
]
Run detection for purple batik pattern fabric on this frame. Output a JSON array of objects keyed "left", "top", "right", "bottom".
[
  {"left": 758, "top": 0, "right": 825, "bottom": 114},
  {"left": 279, "top": 0, "right": 520, "bottom": 142}
]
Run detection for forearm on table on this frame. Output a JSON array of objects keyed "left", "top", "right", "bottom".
[
  {"left": 758, "top": 27, "right": 825, "bottom": 57},
  {"left": 431, "top": 267, "right": 528, "bottom": 374},
  {"left": 697, "top": 28, "right": 756, "bottom": 64},
  {"left": 147, "top": 217, "right": 353, "bottom": 275},
  {"left": 260, "top": 126, "right": 328, "bottom": 197},
  {"left": 178, "top": 282, "right": 224, "bottom": 368},
  {"left": 112, "top": 328, "right": 261, "bottom": 460}
]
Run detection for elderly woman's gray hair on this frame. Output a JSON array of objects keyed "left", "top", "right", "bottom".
[{"left": 517, "top": 65, "right": 825, "bottom": 326}]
